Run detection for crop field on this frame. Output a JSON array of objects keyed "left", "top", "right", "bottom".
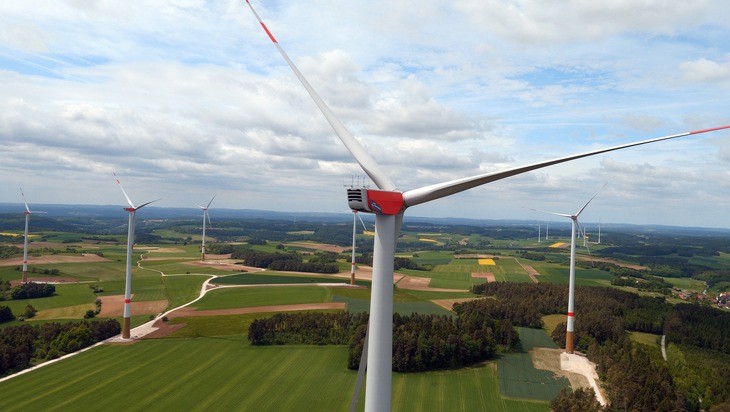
[
  {"left": 191, "top": 286, "right": 333, "bottom": 310},
  {"left": 161, "top": 274, "right": 209, "bottom": 309},
  {"left": 211, "top": 272, "right": 351, "bottom": 286},
  {"left": 0, "top": 337, "right": 550, "bottom": 412},
  {"left": 498, "top": 328, "right": 568, "bottom": 401},
  {"left": 530, "top": 265, "right": 613, "bottom": 286}
]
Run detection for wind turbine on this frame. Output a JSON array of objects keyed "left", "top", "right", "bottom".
[
  {"left": 244, "top": 2, "right": 729, "bottom": 409},
  {"left": 19, "top": 189, "right": 45, "bottom": 283},
  {"left": 532, "top": 186, "right": 603, "bottom": 354},
  {"left": 349, "top": 210, "right": 369, "bottom": 285},
  {"left": 114, "top": 173, "right": 160, "bottom": 339},
  {"left": 198, "top": 195, "right": 216, "bottom": 261}
]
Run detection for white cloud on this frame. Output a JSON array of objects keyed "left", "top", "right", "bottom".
[
  {"left": 0, "top": 0, "right": 728, "bottom": 227},
  {"left": 679, "top": 58, "right": 730, "bottom": 84}
]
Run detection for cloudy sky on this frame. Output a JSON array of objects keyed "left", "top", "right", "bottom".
[{"left": 1, "top": 0, "right": 729, "bottom": 228}]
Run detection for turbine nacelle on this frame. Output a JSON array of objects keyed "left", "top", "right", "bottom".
[{"left": 347, "top": 188, "right": 404, "bottom": 215}]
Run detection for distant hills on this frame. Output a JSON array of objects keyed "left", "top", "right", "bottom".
[{"left": 1, "top": 202, "right": 729, "bottom": 237}]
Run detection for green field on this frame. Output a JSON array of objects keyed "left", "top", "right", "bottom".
[
  {"left": 211, "top": 272, "right": 352, "bottom": 286},
  {"left": 192, "top": 286, "right": 333, "bottom": 310},
  {"left": 0, "top": 337, "right": 549, "bottom": 411},
  {"left": 498, "top": 328, "right": 569, "bottom": 401}
]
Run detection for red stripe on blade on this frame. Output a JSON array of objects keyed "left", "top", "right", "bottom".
[{"left": 260, "top": 23, "right": 277, "bottom": 43}]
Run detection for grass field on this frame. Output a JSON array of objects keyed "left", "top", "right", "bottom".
[
  {"left": 211, "top": 272, "right": 353, "bottom": 286},
  {"left": 192, "top": 286, "right": 333, "bottom": 310},
  {"left": 0, "top": 337, "right": 550, "bottom": 411},
  {"left": 629, "top": 331, "right": 660, "bottom": 348}
]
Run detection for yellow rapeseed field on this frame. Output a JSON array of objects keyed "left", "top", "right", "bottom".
[{"left": 478, "top": 258, "right": 496, "bottom": 265}]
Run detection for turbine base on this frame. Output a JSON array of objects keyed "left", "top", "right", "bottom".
[
  {"left": 565, "top": 331, "right": 575, "bottom": 354},
  {"left": 122, "top": 317, "right": 131, "bottom": 339}
]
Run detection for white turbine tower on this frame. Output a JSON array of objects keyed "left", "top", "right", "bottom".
[
  {"left": 533, "top": 187, "right": 603, "bottom": 354},
  {"left": 198, "top": 195, "right": 216, "bottom": 261},
  {"left": 245, "top": 2, "right": 729, "bottom": 409},
  {"left": 114, "top": 173, "right": 160, "bottom": 339},
  {"left": 19, "top": 189, "right": 45, "bottom": 283}
]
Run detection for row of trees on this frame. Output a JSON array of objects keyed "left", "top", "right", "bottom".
[
  {"left": 0, "top": 319, "right": 121, "bottom": 376},
  {"left": 231, "top": 249, "right": 339, "bottom": 274},
  {"left": 249, "top": 310, "right": 520, "bottom": 373},
  {"left": 1, "top": 282, "right": 56, "bottom": 301}
]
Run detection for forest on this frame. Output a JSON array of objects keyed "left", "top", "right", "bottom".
[
  {"left": 230, "top": 248, "right": 340, "bottom": 274},
  {"left": 466, "top": 282, "right": 730, "bottom": 411},
  {"left": 0, "top": 319, "right": 121, "bottom": 377},
  {"left": 248, "top": 310, "right": 519, "bottom": 373}
]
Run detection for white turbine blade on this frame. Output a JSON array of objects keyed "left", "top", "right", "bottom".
[
  {"left": 19, "top": 188, "right": 31, "bottom": 213},
  {"left": 575, "top": 184, "right": 606, "bottom": 217},
  {"left": 206, "top": 210, "right": 213, "bottom": 228},
  {"left": 135, "top": 198, "right": 161, "bottom": 211},
  {"left": 404, "top": 125, "right": 730, "bottom": 208},
  {"left": 357, "top": 212, "right": 368, "bottom": 232},
  {"left": 529, "top": 208, "right": 572, "bottom": 219},
  {"left": 576, "top": 219, "right": 595, "bottom": 265},
  {"left": 206, "top": 194, "right": 217, "bottom": 209},
  {"left": 246, "top": 0, "right": 396, "bottom": 192},
  {"left": 113, "top": 172, "right": 136, "bottom": 209}
]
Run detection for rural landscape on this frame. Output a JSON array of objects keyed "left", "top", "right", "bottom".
[
  {"left": 0, "top": 206, "right": 729, "bottom": 411},
  {"left": 2, "top": 1, "right": 730, "bottom": 412}
]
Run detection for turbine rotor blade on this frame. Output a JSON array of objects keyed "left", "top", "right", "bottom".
[
  {"left": 245, "top": 0, "right": 396, "bottom": 192},
  {"left": 135, "top": 198, "right": 161, "bottom": 210},
  {"left": 206, "top": 210, "right": 213, "bottom": 228},
  {"left": 206, "top": 194, "right": 217, "bottom": 209},
  {"left": 357, "top": 212, "right": 368, "bottom": 232},
  {"left": 19, "top": 188, "right": 31, "bottom": 213},
  {"left": 576, "top": 219, "right": 595, "bottom": 264},
  {"left": 575, "top": 184, "right": 606, "bottom": 217},
  {"left": 530, "top": 208, "right": 572, "bottom": 219},
  {"left": 113, "top": 172, "right": 136, "bottom": 209},
  {"left": 403, "top": 126, "right": 730, "bottom": 208}
]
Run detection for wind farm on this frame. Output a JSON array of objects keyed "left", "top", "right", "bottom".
[
  {"left": 1, "top": 1, "right": 730, "bottom": 411},
  {"left": 246, "top": 1, "right": 728, "bottom": 409}
]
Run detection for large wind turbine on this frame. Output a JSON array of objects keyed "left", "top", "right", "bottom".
[
  {"left": 245, "top": 2, "right": 729, "bottom": 409},
  {"left": 19, "top": 189, "right": 45, "bottom": 283},
  {"left": 114, "top": 173, "right": 160, "bottom": 339},
  {"left": 533, "top": 187, "right": 603, "bottom": 354},
  {"left": 198, "top": 195, "right": 216, "bottom": 261}
]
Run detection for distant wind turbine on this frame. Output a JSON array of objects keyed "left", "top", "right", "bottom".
[
  {"left": 198, "top": 195, "right": 216, "bottom": 261},
  {"left": 349, "top": 210, "right": 369, "bottom": 285},
  {"left": 245, "top": 2, "right": 730, "bottom": 409},
  {"left": 532, "top": 186, "right": 604, "bottom": 354},
  {"left": 114, "top": 173, "right": 160, "bottom": 339},
  {"left": 20, "top": 189, "right": 45, "bottom": 283}
]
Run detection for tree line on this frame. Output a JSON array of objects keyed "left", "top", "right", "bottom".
[
  {"left": 248, "top": 310, "right": 519, "bottom": 373},
  {"left": 230, "top": 249, "right": 339, "bottom": 274},
  {"left": 0, "top": 319, "right": 120, "bottom": 377}
]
